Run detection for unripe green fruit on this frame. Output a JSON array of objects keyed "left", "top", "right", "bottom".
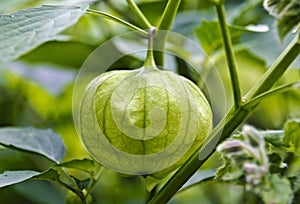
[
  {"left": 79, "top": 26, "right": 212, "bottom": 176},
  {"left": 79, "top": 65, "right": 212, "bottom": 176}
]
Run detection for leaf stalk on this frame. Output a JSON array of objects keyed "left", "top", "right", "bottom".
[{"left": 87, "top": 9, "right": 148, "bottom": 36}]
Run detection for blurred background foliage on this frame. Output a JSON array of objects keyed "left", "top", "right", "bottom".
[{"left": 0, "top": 0, "right": 299, "bottom": 203}]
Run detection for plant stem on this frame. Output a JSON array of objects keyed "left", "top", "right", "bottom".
[
  {"left": 85, "top": 165, "right": 104, "bottom": 197},
  {"left": 244, "top": 34, "right": 300, "bottom": 100},
  {"left": 153, "top": 0, "right": 182, "bottom": 67},
  {"left": 86, "top": 9, "right": 148, "bottom": 36},
  {"left": 126, "top": 0, "right": 152, "bottom": 29},
  {"left": 144, "top": 27, "right": 157, "bottom": 68},
  {"left": 55, "top": 168, "right": 86, "bottom": 203},
  {"left": 244, "top": 80, "right": 300, "bottom": 110},
  {"left": 214, "top": 2, "right": 242, "bottom": 109},
  {"left": 157, "top": 0, "right": 181, "bottom": 30}
]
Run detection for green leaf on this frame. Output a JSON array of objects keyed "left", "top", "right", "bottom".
[
  {"left": 261, "top": 130, "right": 285, "bottom": 147},
  {"left": 0, "top": 4, "right": 88, "bottom": 64},
  {"left": 35, "top": 167, "right": 83, "bottom": 194},
  {"left": 0, "top": 170, "right": 39, "bottom": 188},
  {"left": 216, "top": 157, "right": 244, "bottom": 181},
  {"left": 66, "top": 191, "right": 93, "bottom": 204},
  {"left": 0, "top": 127, "right": 65, "bottom": 163},
  {"left": 263, "top": 0, "right": 300, "bottom": 40},
  {"left": 290, "top": 170, "right": 300, "bottom": 193},
  {"left": 180, "top": 169, "right": 216, "bottom": 192},
  {"left": 58, "top": 159, "right": 96, "bottom": 175},
  {"left": 283, "top": 119, "right": 300, "bottom": 155},
  {"left": 195, "top": 21, "right": 239, "bottom": 54},
  {"left": 13, "top": 180, "right": 64, "bottom": 204},
  {"left": 71, "top": 176, "right": 90, "bottom": 190},
  {"left": 195, "top": 21, "right": 268, "bottom": 54},
  {"left": 262, "top": 174, "right": 293, "bottom": 204},
  {"left": 34, "top": 168, "right": 61, "bottom": 182}
]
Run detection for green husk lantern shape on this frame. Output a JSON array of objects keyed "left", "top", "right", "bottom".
[{"left": 79, "top": 28, "right": 212, "bottom": 176}]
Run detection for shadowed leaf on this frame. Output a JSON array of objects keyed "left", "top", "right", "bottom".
[{"left": 0, "top": 127, "right": 65, "bottom": 163}]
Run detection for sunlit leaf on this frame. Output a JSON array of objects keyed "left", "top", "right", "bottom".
[
  {"left": 283, "top": 119, "right": 300, "bottom": 155},
  {"left": 0, "top": 127, "right": 65, "bottom": 163},
  {"left": 35, "top": 167, "right": 82, "bottom": 192},
  {"left": 0, "top": 4, "right": 88, "bottom": 64},
  {"left": 58, "top": 159, "right": 96, "bottom": 175},
  {"left": 0, "top": 171, "right": 39, "bottom": 188}
]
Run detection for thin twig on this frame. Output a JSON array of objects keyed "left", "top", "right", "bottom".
[{"left": 87, "top": 9, "right": 148, "bottom": 36}]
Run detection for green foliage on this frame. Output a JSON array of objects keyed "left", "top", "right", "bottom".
[
  {"left": 195, "top": 21, "right": 268, "bottom": 55},
  {"left": 0, "top": 127, "right": 65, "bottom": 163},
  {"left": 0, "top": 171, "right": 39, "bottom": 188},
  {"left": 0, "top": 0, "right": 299, "bottom": 203},
  {"left": 66, "top": 191, "right": 93, "bottom": 204},
  {"left": 264, "top": 0, "right": 300, "bottom": 40},
  {"left": 216, "top": 125, "right": 269, "bottom": 190},
  {"left": 0, "top": 5, "right": 88, "bottom": 64},
  {"left": 216, "top": 120, "right": 300, "bottom": 203},
  {"left": 283, "top": 119, "right": 300, "bottom": 155},
  {"left": 14, "top": 180, "right": 64, "bottom": 204},
  {"left": 58, "top": 159, "right": 96, "bottom": 175},
  {"left": 262, "top": 174, "right": 293, "bottom": 204}
]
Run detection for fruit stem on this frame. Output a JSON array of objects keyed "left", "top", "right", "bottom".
[
  {"left": 154, "top": 0, "right": 182, "bottom": 67},
  {"left": 144, "top": 27, "right": 158, "bottom": 69},
  {"left": 87, "top": 9, "right": 148, "bottom": 37}
]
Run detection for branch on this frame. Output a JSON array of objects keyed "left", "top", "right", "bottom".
[
  {"left": 126, "top": 0, "right": 152, "bottom": 29},
  {"left": 215, "top": 2, "right": 242, "bottom": 109},
  {"left": 244, "top": 34, "right": 300, "bottom": 100}
]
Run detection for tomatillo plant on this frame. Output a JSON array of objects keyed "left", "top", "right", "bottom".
[{"left": 0, "top": 0, "right": 299, "bottom": 204}]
